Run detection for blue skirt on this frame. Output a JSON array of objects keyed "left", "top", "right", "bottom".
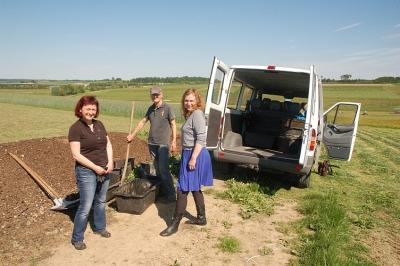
[{"left": 177, "top": 147, "right": 213, "bottom": 192}]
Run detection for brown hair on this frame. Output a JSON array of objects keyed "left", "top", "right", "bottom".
[
  {"left": 181, "top": 88, "right": 205, "bottom": 119},
  {"left": 74, "top": 95, "right": 99, "bottom": 118}
]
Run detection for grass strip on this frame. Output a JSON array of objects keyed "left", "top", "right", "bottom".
[
  {"left": 216, "top": 179, "right": 273, "bottom": 219},
  {"left": 297, "top": 192, "right": 372, "bottom": 266}
]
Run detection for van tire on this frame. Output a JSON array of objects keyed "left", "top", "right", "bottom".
[{"left": 297, "top": 171, "right": 311, "bottom": 188}]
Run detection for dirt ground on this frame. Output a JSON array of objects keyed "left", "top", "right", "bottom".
[{"left": 0, "top": 133, "right": 301, "bottom": 265}]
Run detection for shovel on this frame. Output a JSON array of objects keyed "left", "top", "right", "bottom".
[
  {"left": 120, "top": 101, "right": 135, "bottom": 184},
  {"left": 9, "top": 152, "right": 79, "bottom": 211}
]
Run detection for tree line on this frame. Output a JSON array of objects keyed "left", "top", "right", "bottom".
[{"left": 322, "top": 75, "right": 400, "bottom": 83}]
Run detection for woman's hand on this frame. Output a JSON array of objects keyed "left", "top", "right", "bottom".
[
  {"left": 106, "top": 161, "right": 114, "bottom": 173},
  {"left": 94, "top": 165, "right": 107, "bottom": 175},
  {"left": 188, "top": 157, "right": 196, "bottom": 170}
]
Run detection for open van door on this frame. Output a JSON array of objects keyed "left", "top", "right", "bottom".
[
  {"left": 299, "top": 65, "right": 316, "bottom": 165},
  {"left": 205, "top": 57, "right": 230, "bottom": 149},
  {"left": 322, "top": 102, "right": 361, "bottom": 161}
]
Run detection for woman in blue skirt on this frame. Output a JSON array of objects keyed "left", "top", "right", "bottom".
[{"left": 160, "top": 88, "right": 213, "bottom": 236}]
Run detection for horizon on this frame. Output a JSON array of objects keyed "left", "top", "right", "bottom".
[{"left": 1, "top": 0, "right": 399, "bottom": 80}]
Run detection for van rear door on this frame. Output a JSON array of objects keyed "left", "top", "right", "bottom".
[
  {"left": 299, "top": 65, "right": 316, "bottom": 165},
  {"left": 322, "top": 102, "right": 361, "bottom": 161},
  {"left": 205, "top": 57, "right": 230, "bottom": 149}
]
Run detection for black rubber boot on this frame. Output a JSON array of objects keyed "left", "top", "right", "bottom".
[
  {"left": 160, "top": 215, "right": 183, "bottom": 236},
  {"left": 186, "top": 191, "right": 207, "bottom": 226},
  {"left": 186, "top": 205, "right": 207, "bottom": 226}
]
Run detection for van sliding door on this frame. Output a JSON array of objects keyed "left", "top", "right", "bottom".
[{"left": 205, "top": 57, "right": 230, "bottom": 149}]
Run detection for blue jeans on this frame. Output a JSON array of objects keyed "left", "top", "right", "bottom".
[
  {"left": 72, "top": 165, "right": 110, "bottom": 242},
  {"left": 148, "top": 144, "right": 176, "bottom": 200}
]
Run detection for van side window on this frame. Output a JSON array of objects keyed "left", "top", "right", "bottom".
[
  {"left": 240, "top": 86, "right": 253, "bottom": 111},
  {"left": 326, "top": 104, "right": 358, "bottom": 126},
  {"left": 211, "top": 67, "right": 225, "bottom": 104},
  {"left": 227, "top": 80, "right": 242, "bottom": 109}
]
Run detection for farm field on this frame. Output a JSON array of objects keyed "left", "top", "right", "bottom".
[
  {"left": 1, "top": 83, "right": 399, "bottom": 129},
  {"left": 0, "top": 83, "right": 399, "bottom": 265}
]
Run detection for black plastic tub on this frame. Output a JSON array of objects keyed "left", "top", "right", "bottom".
[{"left": 113, "top": 177, "right": 161, "bottom": 214}]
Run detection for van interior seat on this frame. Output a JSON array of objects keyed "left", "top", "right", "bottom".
[
  {"left": 249, "top": 98, "right": 262, "bottom": 111},
  {"left": 244, "top": 100, "right": 284, "bottom": 149},
  {"left": 261, "top": 98, "right": 271, "bottom": 109},
  {"left": 269, "top": 100, "right": 282, "bottom": 111},
  {"left": 285, "top": 102, "right": 301, "bottom": 114},
  {"left": 242, "top": 97, "right": 308, "bottom": 152}
]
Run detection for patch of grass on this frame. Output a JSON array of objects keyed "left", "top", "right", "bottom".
[
  {"left": 216, "top": 179, "right": 274, "bottom": 219},
  {"left": 29, "top": 257, "right": 38, "bottom": 266},
  {"left": 222, "top": 221, "right": 233, "bottom": 229},
  {"left": 0, "top": 91, "right": 185, "bottom": 122},
  {"left": 297, "top": 192, "right": 372, "bottom": 265},
  {"left": 170, "top": 259, "right": 181, "bottom": 266},
  {"left": 216, "top": 236, "right": 241, "bottom": 253},
  {"left": 0, "top": 103, "right": 137, "bottom": 143},
  {"left": 169, "top": 154, "right": 181, "bottom": 178},
  {"left": 258, "top": 246, "right": 273, "bottom": 256}
]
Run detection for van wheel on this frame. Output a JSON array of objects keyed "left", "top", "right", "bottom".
[{"left": 297, "top": 171, "right": 311, "bottom": 188}]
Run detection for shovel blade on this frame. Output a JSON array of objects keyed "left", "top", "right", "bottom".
[{"left": 50, "top": 198, "right": 79, "bottom": 211}]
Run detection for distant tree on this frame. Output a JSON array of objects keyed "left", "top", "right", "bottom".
[
  {"left": 340, "top": 74, "right": 352, "bottom": 81},
  {"left": 374, "top": 76, "right": 400, "bottom": 83}
]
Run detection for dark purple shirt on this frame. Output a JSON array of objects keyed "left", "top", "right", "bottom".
[{"left": 68, "top": 119, "right": 108, "bottom": 167}]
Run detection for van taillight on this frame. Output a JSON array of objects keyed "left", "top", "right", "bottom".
[
  {"left": 309, "top": 128, "right": 317, "bottom": 151},
  {"left": 267, "top": 65, "right": 275, "bottom": 70}
]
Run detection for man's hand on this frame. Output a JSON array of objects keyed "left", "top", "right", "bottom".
[
  {"left": 127, "top": 134, "right": 134, "bottom": 143},
  {"left": 170, "top": 140, "right": 177, "bottom": 153}
]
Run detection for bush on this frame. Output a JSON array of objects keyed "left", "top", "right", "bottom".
[{"left": 51, "top": 84, "right": 85, "bottom": 96}]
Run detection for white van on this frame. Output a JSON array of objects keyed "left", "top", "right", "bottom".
[{"left": 205, "top": 57, "right": 361, "bottom": 187}]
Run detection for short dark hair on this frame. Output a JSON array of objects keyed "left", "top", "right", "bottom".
[{"left": 74, "top": 95, "right": 99, "bottom": 118}]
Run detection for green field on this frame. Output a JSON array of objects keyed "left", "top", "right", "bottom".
[
  {"left": 1, "top": 83, "right": 399, "bottom": 128},
  {"left": 1, "top": 82, "right": 399, "bottom": 265}
]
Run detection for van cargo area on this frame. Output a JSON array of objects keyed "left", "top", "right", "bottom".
[{"left": 219, "top": 68, "right": 310, "bottom": 168}]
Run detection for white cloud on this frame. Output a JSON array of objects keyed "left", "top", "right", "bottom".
[
  {"left": 313, "top": 48, "right": 400, "bottom": 79},
  {"left": 395, "top": 24, "right": 400, "bottom": 28},
  {"left": 334, "top": 22, "right": 363, "bottom": 32},
  {"left": 382, "top": 32, "right": 400, "bottom": 40}
]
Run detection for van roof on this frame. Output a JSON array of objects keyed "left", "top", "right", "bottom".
[{"left": 231, "top": 65, "right": 310, "bottom": 74}]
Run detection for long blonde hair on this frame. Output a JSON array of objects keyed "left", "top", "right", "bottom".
[{"left": 181, "top": 88, "right": 205, "bottom": 119}]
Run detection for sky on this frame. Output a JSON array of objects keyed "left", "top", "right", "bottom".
[{"left": 0, "top": 0, "right": 399, "bottom": 80}]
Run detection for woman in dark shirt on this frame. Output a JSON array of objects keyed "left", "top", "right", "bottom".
[
  {"left": 160, "top": 89, "right": 213, "bottom": 236},
  {"left": 68, "top": 96, "right": 113, "bottom": 250}
]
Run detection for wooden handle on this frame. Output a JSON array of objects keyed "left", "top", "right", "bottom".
[
  {"left": 121, "top": 101, "right": 135, "bottom": 183},
  {"left": 9, "top": 152, "right": 60, "bottom": 199}
]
